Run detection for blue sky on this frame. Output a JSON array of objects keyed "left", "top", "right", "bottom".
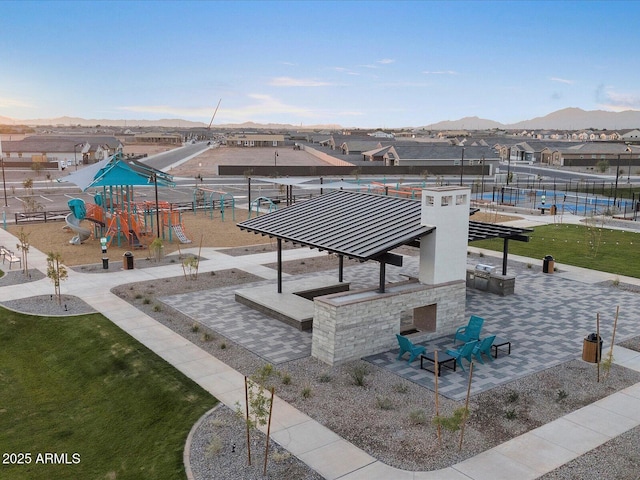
[{"left": 2, "top": 0, "right": 639, "bottom": 127}]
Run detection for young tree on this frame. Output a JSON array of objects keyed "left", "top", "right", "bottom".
[
  {"left": 15, "top": 228, "right": 30, "bottom": 276},
  {"left": 46, "top": 252, "right": 68, "bottom": 304}
]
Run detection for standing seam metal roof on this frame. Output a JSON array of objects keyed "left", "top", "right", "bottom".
[
  {"left": 237, "top": 190, "right": 532, "bottom": 261},
  {"left": 238, "top": 190, "right": 435, "bottom": 260}
]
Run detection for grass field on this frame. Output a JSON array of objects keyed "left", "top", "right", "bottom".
[
  {"left": 473, "top": 223, "right": 640, "bottom": 278},
  {"left": 0, "top": 309, "right": 216, "bottom": 480}
]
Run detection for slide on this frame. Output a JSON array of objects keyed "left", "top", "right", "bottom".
[
  {"left": 171, "top": 224, "right": 192, "bottom": 244},
  {"left": 66, "top": 212, "right": 91, "bottom": 245}
]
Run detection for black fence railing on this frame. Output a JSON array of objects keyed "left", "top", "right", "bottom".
[{"left": 13, "top": 202, "right": 199, "bottom": 225}]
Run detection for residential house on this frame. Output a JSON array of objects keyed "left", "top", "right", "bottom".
[
  {"left": 225, "top": 134, "right": 285, "bottom": 147},
  {"left": 1, "top": 135, "right": 122, "bottom": 166}
]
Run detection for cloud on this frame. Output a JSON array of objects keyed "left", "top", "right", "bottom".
[
  {"left": 422, "top": 70, "right": 457, "bottom": 75},
  {"left": 377, "top": 59, "right": 395, "bottom": 64},
  {"left": 377, "top": 81, "right": 430, "bottom": 88},
  {"left": 279, "top": 61, "right": 296, "bottom": 66},
  {"left": 551, "top": 92, "right": 562, "bottom": 100},
  {"left": 550, "top": 77, "right": 574, "bottom": 85},
  {"left": 0, "top": 97, "right": 33, "bottom": 109},
  {"left": 595, "top": 84, "right": 640, "bottom": 111},
  {"left": 269, "top": 77, "right": 333, "bottom": 87},
  {"left": 118, "top": 105, "right": 212, "bottom": 117},
  {"left": 222, "top": 94, "right": 318, "bottom": 121}
]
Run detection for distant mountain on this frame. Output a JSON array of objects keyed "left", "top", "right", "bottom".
[
  {"left": 508, "top": 108, "right": 640, "bottom": 130},
  {"left": 424, "top": 116, "right": 504, "bottom": 130},
  {"left": 1, "top": 108, "right": 639, "bottom": 130},
  {"left": 424, "top": 108, "right": 640, "bottom": 131},
  {"left": 0, "top": 116, "right": 208, "bottom": 128}
]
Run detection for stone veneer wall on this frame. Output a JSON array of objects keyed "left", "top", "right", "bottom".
[{"left": 311, "top": 280, "right": 466, "bottom": 366}]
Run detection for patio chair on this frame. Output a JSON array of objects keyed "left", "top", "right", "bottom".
[
  {"left": 0, "top": 246, "right": 9, "bottom": 263},
  {"left": 396, "top": 334, "right": 426, "bottom": 363},
  {"left": 472, "top": 335, "right": 496, "bottom": 364},
  {"left": 446, "top": 340, "right": 477, "bottom": 371},
  {"left": 454, "top": 315, "right": 484, "bottom": 345}
]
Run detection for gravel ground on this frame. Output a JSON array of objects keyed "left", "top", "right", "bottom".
[{"left": 3, "top": 252, "right": 640, "bottom": 478}]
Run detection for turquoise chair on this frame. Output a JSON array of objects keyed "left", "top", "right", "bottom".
[
  {"left": 454, "top": 315, "right": 484, "bottom": 346},
  {"left": 446, "top": 341, "right": 477, "bottom": 371},
  {"left": 472, "top": 335, "right": 496, "bottom": 364},
  {"left": 396, "top": 334, "right": 426, "bottom": 363}
]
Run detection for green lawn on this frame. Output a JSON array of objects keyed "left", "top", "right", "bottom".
[
  {"left": 0, "top": 309, "right": 216, "bottom": 480},
  {"left": 473, "top": 223, "right": 640, "bottom": 278}
]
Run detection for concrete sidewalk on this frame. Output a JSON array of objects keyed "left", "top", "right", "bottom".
[{"left": 1, "top": 225, "right": 640, "bottom": 479}]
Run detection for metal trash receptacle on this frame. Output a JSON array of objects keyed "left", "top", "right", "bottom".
[
  {"left": 123, "top": 251, "right": 134, "bottom": 270},
  {"left": 543, "top": 255, "right": 555, "bottom": 273},
  {"left": 102, "top": 257, "right": 109, "bottom": 270},
  {"left": 582, "top": 333, "right": 603, "bottom": 363}
]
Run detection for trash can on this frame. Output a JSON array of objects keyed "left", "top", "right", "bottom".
[
  {"left": 543, "top": 255, "right": 555, "bottom": 273},
  {"left": 582, "top": 333, "right": 603, "bottom": 363},
  {"left": 550, "top": 205, "right": 557, "bottom": 215},
  {"left": 123, "top": 251, "right": 134, "bottom": 270},
  {"left": 102, "top": 257, "right": 109, "bottom": 270}
]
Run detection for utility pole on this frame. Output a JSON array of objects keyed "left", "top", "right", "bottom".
[{"left": 459, "top": 147, "right": 465, "bottom": 186}]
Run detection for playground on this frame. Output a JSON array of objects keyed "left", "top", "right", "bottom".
[{"left": 9, "top": 210, "right": 262, "bottom": 267}]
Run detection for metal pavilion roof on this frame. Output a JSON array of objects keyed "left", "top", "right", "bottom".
[
  {"left": 238, "top": 190, "right": 532, "bottom": 263},
  {"left": 238, "top": 190, "right": 435, "bottom": 261},
  {"left": 468, "top": 221, "right": 531, "bottom": 242}
]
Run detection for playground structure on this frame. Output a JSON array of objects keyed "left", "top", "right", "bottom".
[
  {"left": 193, "top": 186, "right": 236, "bottom": 221},
  {"left": 247, "top": 196, "right": 278, "bottom": 219},
  {"left": 60, "top": 153, "right": 195, "bottom": 248},
  {"left": 65, "top": 196, "right": 192, "bottom": 248}
]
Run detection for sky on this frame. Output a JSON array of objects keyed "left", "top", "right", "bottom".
[{"left": 2, "top": 0, "right": 640, "bottom": 128}]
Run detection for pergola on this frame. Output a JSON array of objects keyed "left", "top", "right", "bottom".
[{"left": 238, "top": 190, "right": 531, "bottom": 292}]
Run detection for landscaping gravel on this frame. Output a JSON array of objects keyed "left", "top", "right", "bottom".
[{"left": 3, "top": 252, "right": 640, "bottom": 478}]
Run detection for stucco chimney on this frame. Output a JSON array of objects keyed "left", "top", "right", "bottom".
[{"left": 419, "top": 186, "right": 470, "bottom": 285}]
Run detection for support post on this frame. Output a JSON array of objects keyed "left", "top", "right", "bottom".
[
  {"left": 277, "top": 238, "right": 282, "bottom": 293},
  {"left": 378, "top": 261, "right": 386, "bottom": 293},
  {"left": 502, "top": 238, "right": 509, "bottom": 276}
]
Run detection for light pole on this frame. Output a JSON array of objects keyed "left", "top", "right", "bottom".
[
  {"left": 627, "top": 146, "right": 633, "bottom": 183},
  {"left": 1, "top": 152, "right": 6, "bottom": 208},
  {"left": 0, "top": 138, "right": 6, "bottom": 207},
  {"left": 613, "top": 154, "right": 621, "bottom": 205},
  {"left": 274, "top": 150, "right": 278, "bottom": 167},
  {"left": 506, "top": 148, "right": 512, "bottom": 186},
  {"left": 73, "top": 143, "right": 83, "bottom": 171},
  {"left": 480, "top": 155, "right": 485, "bottom": 200},
  {"left": 459, "top": 147, "right": 465, "bottom": 186}
]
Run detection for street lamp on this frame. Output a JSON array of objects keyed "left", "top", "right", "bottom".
[
  {"left": 459, "top": 147, "right": 465, "bottom": 186},
  {"left": 0, "top": 145, "right": 6, "bottom": 207},
  {"left": 274, "top": 150, "right": 278, "bottom": 167},
  {"left": 0, "top": 154, "right": 9, "bottom": 207},
  {"left": 614, "top": 153, "right": 621, "bottom": 205},
  {"left": 627, "top": 145, "right": 633, "bottom": 183},
  {"left": 73, "top": 142, "right": 84, "bottom": 171}
]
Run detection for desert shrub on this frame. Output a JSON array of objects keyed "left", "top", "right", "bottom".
[
  {"left": 393, "top": 383, "right": 409, "bottom": 394},
  {"left": 409, "top": 409, "right": 427, "bottom": 425},
  {"left": 348, "top": 364, "right": 369, "bottom": 387},
  {"left": 376, "top": 396, "right": 393, "bottom": 410},
  {"left": 301, "top": 385, "right": 312, "bottom": 399}
]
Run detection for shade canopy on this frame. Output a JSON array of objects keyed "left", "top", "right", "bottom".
[{"left": 58, "top": 153, "right": 174, "bottom": 191}]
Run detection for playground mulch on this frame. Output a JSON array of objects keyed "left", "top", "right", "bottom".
[
  {"left": 7, "top": 213, "right": 264, "bottom": 267},
  {"left": 6, "top": 210, "right": 521, "bottom": 268}
]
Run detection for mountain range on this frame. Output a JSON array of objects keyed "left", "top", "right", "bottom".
[{"left": 1, "top": 108, "right": 639, "bottom": 131}]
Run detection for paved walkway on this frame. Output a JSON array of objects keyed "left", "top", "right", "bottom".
[{"left": 1, "top": 212, "right": 640, "bottom": 479}]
